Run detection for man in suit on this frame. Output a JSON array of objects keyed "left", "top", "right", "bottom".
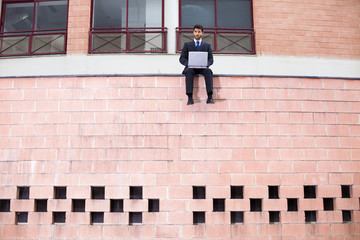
[{"left": 179, "top": 24, "right": 214, "bottom": 105}]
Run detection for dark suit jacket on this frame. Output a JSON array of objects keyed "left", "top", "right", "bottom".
[{"left": 179, "top": 41, "right": 214, "bottom": 74}]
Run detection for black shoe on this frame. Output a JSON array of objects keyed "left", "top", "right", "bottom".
[
  {"left": 187, "top": 98, "right": 194, "bottom": 105},
  {"left": 207, "top": 98, "right": 215, "bottom": 104}
]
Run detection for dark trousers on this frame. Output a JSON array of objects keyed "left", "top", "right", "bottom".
[{"left": 185, "top": 68, "right": 213, "bottom": 96}]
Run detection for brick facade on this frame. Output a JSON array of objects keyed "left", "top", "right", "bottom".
[{"left": 0, "top": 76, "right": 359, "bottom": 238}]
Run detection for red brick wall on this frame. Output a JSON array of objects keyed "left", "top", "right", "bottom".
[
  {"left": 253, "top": 0, "right": 360, "bottom": 59},
  {"left": 0, "top": 76, "right": 359, "bottom": 239}
]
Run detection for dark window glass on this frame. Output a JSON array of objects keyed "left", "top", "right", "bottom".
[
  {"left": 231, "top": 186, "right": 243, "bottom": 199},
  {"left": 72, "top": 199, "right": 85, "bottom": 212},
  {"left": 54, "top": 187, "right": 66, "bottom": 199},
  {"left": 35, "top": 199, "right": 47, "bottom": 212},
  {"left": 53, "top": 212, "right": 66, "bottom": 223},
  {"left": 287, "top": 198, "right": 298, "bottom": 212},
  {"left": 35, "top": 1, "right": 68, "bottom": 30},
  {"left": 181, "top": 0, "right": 215, "bottom": 28},
  {"left": 129, "top": 212, "right": 142, "bottom": 225},
  {"left": 110, "top": 199, "right": 123, "bottom": 212},
  {"left": 0, "top": 200, "right": 10, "bottom": 212},
  {"left": 17, "top": 187, "right": 30, "bottom": 199},
  {"left": 3, "top": 3, "right": 34, "bottom": 32},
  {"left": 193, "top": 186, "right": 206, "bottom": 199},
  {"left": 93, "top": 0, "right": 126, "bottom": 28},
  {"left": 130, "top": 186, "right": 143, "bottom": 199},
  {"left": 231, "top": 211, "right": 243, "bottom": 224},
  {"left": 217, "top": 0, "right": 252, "bottom": 28},
  {"left": 193, "top": 211, "right": 205, "bottom": 225},
  {"left": 148, "top": 199, "right": 159, "bottom": 212}
]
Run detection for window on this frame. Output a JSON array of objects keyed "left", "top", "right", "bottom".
[
  {"left": 54, "top": 187, "right": 66, "bottom": 199},
  {"left": 0, "top": 0, "right": 68, "bottom": 57},
  {"left": 177, "top": 0, "right": 255, "bottom": 53},
  {"left": 91, "top": 186, "right": 105, "bottom": 199},
  {"left": 213, "top": 199, "right": 225, "bottom": 212},
  {"left": 129, "top": 212, "right": 142, "bottom": 225},
  {"left": 231, "top": 211, "right": 243, "bottom": 224},
  {"left": 250, "top": 199, "right": 262, "bottom": 212},
  {"left": 17, "top": 187, "right": 29, "bottom": 199},
  {"left": 130, "top": 186, "right": 143, "bottom": 199},
  {"left": 148, "top": 199, "right": 159, "bottom": 212},
  {"left": 0, "top": 200, "right": 10, "bottom": 212},
  {"left": 90, "top": 0, "right": 166, "bottom": 53},
  {"left": 35, "top": 199, "right": 47, "bottom": 212},
  {"left": 193, "top": 211, "right": 205, "bottom": 225},
  {"left": 193, "top": 186, "right": 206, "bottom": 199},
  {"left": 231, "top": 186, "right": 243, "bottom": 199},
  {"left": 53, "top": 212, "right": 66, "bottom": 224},
  {"left": 304, "top": 186, "right": 316, "bottom": 199},
  {"left": 72, "top": 199, "right": 85, "bottom": 212},
  {"left": 110, "top": 199, "right": 124, "bottom": 212},
  {"left": 16, "top": 212, "right": 28, "bottom": 224},
  {"left": 268, "top": 186, "right": 279, "bottom": 199}
]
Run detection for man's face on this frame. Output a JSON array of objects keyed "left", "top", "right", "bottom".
[{"left": 193, "top": 28, "right": 203, "bottom": 40}]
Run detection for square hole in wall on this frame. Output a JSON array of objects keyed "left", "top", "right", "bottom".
[
  {"left": 35, "top": 199, "right": 47, "bottom": 212},
  {"left": 268, "top": 186, "right": 279, "bottom": 199},
  {"left": 342, "top": 210, "right": 351, "bottom": 223},
  {"left": 250, "top": 199, "right": 262, "bottom": 212},
  {"left": 304, "top": 186, "right": 316, "bottom": 198},
  {"left": 110, "top": 199, "right": 123, "bottom": 212},
  {"left": 231, "top": 186, "right": 243, "bottom": 199},
  {"left": 287, "top": 198, "right": 298, "bottom": 211},
  {"left": 341, "top": 185, "right": 351, "bottom": 198},
  {"left": 323, "top": 198, "right": 334, "bottom": 211},
  {"left": 148, "top": 199, "right": 159, "bottom": 212},
  {"left": 91, "top": 212, "right": 104, "bottom": 224},
  {"left": 231, "top": 211, "right": 244, "bottom": 224},
  {"left": 72, "top": 199, "right": 85, "bottom": 212},
  {"left": 17, "top": 187, "right": 29, "bottom": 199},
  {"left": 16, "top": 212, "right": 28, "bottom": 224},
  {"left": 0, "top": 200, "right": 10, "bottom": 212},
  {"left": 91, "top": 186, "right": 105, "bottom": 200},
  {"left": 193, "top": 212, "right": 205, "bottom": 225},
  {"left": 213, "top": 199, "right": 225, "bottom": 212},
  {"left": 53, "top": 212, "right": 66, "bottom": 224},
  {"left": 269, "top": 211, "right": 280, "bottom": 223},
  {"left": 305, "top": 211, "right": 317, "bottom": 223},
  {"left": 130, "top": 186, "right": 143, "bottom": 199},
  {"left": 54, "top": 187, "right": 67, "bottom": 199},
  {"left": 193, "top": 186, "right": 206, "bottom": 199},
  {"left": 129, "top": 212, "right": 142, "bottom": 225}
]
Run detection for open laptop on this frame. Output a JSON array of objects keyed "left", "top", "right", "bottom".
[{"left": 188, "top": 51, "right": 208, "bottom": 68}]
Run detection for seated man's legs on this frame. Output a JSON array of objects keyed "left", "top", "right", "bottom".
[{"left": 198, "top": 68, "right": 213, "bottom": 97}]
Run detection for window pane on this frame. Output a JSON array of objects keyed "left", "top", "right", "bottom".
[
  {"left": 93, "top": 0, "right": 126, "bottom": 28},
  {"left": 217, "top": 0, "right": 252, "bottom": 28},
  {"left": 128, "top": 0, "right": 162, "bottom": 28},
  {"left": 36, "top": 1, "right": 68, "bottom": 30},
  {"left": 181, "top": 0, "right": 215, "bottom": 28},
  {"left": 3, "top": 3, "right": 34, "bottom": 32}
]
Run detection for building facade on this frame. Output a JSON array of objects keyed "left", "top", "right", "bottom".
[{"left": 0, "top": 0, "right": 360, "bottom": 239}]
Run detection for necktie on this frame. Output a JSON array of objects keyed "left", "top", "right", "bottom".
[{"left": 196, "top": 41, "right": 200, "bottom": 51}]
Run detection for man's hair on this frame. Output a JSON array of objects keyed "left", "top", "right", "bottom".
[{"left": 193, "top": 24, "right": 204, "bottom": 32}]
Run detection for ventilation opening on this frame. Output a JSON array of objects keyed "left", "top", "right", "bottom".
[
  {"left": 305, "top": 211, "right": 316, "bottom": 223},
  {"left": 129, "top": 212, "right": 142, "bottom": 225},
  {"left": 91, "top": 186, "right": 105, "bottom": 199},
  {"left": 231, "top": 186, "right": 243, "bottom": 199},
  {"left": 72, "top": 199, "right": 85, "bottom": 212},
  {"left": 323, "top": 198, "right": 334, "bottom": 211},
  {"left": 17, "top": 187, "right": 30, "bottom": 199},
  {"left": 110, "top": 199, "right": 123, "bottom": 212},
  {"left": 213, "top": 199, "right": 225, "bottom": 212},
  {"left": 268, "top": 186, "right": 279, "bottom": 199},
  {"left": 35, "top": 199, "right": 47, "bottom": 212},
  {"left": 342, "top": 210, "right": 351, "bottom": 223},
  {"left": 304, "top": 186, "right": 316, "bottom": 198},
  {"left": 231, "top": 211, "right": 244, "bottom": 224},
  {"left": 54, "top": 187, "right": 67, "bottom": 199},
  {"left": 16, "top": 212, "right": 28, "bottom": 224},
  {"left": 0, "top": 199, "right": 10, "bottom": 212},
  {"left": 269, "top": 211, "right": 280, "bottom": 223},
  {"left": 341, "top": 185, "right": 351, "bottom": 198},
  {"left": 193, "top": 211, "right": 205, "bottom": 225},
  {"left": 148, "top": 199, "right": 159, "bottom": 212},
  {"left": 287, "top": 198, "right": 298, "bottom": 211},
  {"left": 250, "top": 199, "right": 262, "bottom": 212},
  {"left": 193, "top": 186, "right": 206, "bottom": 199},
  {"left": 53, "top": 212, "right": 66, "bottom": 224},
  {"left": 130, "top": 186, "right": 143, "bottom": 199},
  {"left": 91, "top": 212, "right": 104, "bottom": 224}
]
